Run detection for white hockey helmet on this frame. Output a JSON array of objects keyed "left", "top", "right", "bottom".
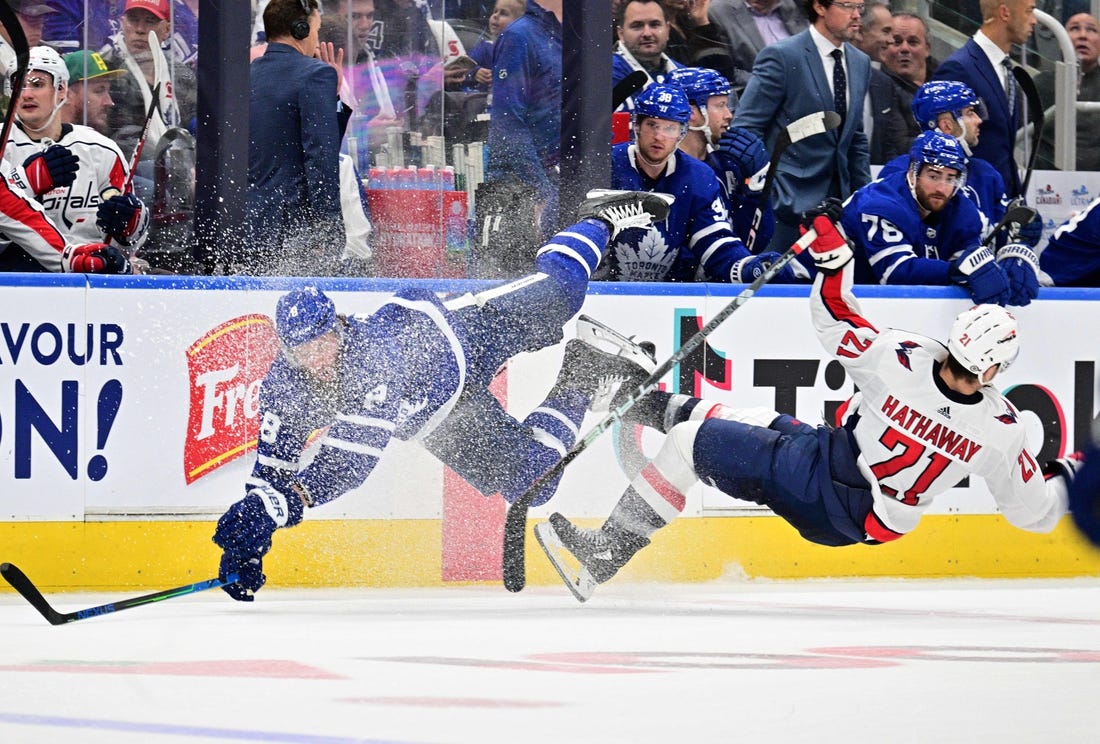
[
  {"left": 947, "top": 305, "right": 1020, "bottom": 378},
  {"left": 26, "top": 46, "right": 69, "bottom": 90}
]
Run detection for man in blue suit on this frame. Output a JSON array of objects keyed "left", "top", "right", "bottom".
[
  {"left": 731, "top": 0, "right": 872, "bottom": 254},
  {"left": 248, "top": 0, "right": 350, "bottom": 275},
  {"left": 933, "top": 0, "right": 1038, "bottom": 199}
]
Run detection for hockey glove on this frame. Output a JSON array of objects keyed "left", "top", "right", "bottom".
[
  {"left": 949, "top": 245, "right": 1011, "bottom": 306},
  {"left": 731, "top": 251, "right": 798, "bottom": 283},
  {"left": 1007, "top": 205, "right": 1044, "bottom": 248},
  {"left": 802, "top": 214, "right": 852, "bottom": 274},
  {"left": 714, "top": 127, "right": 769, "bottom": 197},
  {"left": 1042, "top": 453, "right": 1085, "bottom": 484},
  {"left": 213, "top": 483, "right": 304, "bottom": 602},
  {"left": 996, "top": 243, "right": 1040, "bottom": 306},
  {"left": 96, "top": 190, "right": 147, "bottom": 242},
  {"left": 61, "top": 243, "right": 133, "bottom": 275},
  {"left": 23, "top": 144, "right": 79, "bottom": 196},
  {"left": 800, "top": 197, "right": 845, "bottom": 231}
]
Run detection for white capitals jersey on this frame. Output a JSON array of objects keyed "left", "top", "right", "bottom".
[
  {"left": 811, "top": 264, "right": 1067, "bottom": 540},
  {"left": 3, "top": 122, "right": 148, "bottom": 252}
]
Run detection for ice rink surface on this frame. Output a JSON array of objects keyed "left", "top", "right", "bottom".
[{"left": 2, "top": 577, "right": 1099, "bottom": 743}]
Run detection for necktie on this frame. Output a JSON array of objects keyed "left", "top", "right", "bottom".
[
  {"left": 831, "top": 48, "right": 847, "bottom": 122},
  {"left": 1002, "top": 57, "right": 1018, "bottom": 119}
]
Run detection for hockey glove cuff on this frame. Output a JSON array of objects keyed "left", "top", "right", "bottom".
[
  {"left": 997, "top": 243, "right": 1040, "bottom": 306},
  {"left": 949, "top": 245, "right": 1012, "bottom": 306},
  {"left": 715, "top": 127, "right": 769, "bottom": 196},
  {"left": 23, "top": 144, "right": 78, "bottom": 196}
]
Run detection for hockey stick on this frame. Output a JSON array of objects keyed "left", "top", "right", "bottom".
[
  {"left": 612, "top": 70, "right": 648, "bottom": 110},
  {"left": 1, "top": 562, "right": 238, "bottom": 626},
  {"left": 501, "top": 228, "right": 820, "bottom": 593},
  {"left": 745, "top": 110, "right": 842, "bottom": 252},
  {"left": 122, "top": 80, "right": 162, "bottom": 193},
  {"left": 1011, "top": 65, "right": 1044, "bottom": 199},
  {"left": 0, "top": 0, "right": 30, "bottom": 165},
  {"left": 980, "top": 202, "right": 1038, "bottom": 248}
]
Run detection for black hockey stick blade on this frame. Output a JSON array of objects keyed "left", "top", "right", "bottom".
[
  {"left": 745, "top": 110, "right": 841, "bottom": 251},
  {"left": 612, "top": 70, "right": 649, "bottom": 110},
  {"left": 981, "top": 203, "right": 1038, "bottom": 248},
  {"left": 1012, "top": 65, "right": 1044, "bottom": 198},
  {"left": 1, "top": 562, "right": 238, "bottom": 626},
  {"left": 0, "top": 0, "right": 29, "bottom": 165},
  {"left": 501, "top": 227, "right": 819, "bottom": 593}
]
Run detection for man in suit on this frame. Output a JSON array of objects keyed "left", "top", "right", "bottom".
[
  {"left": 248, "top": 0, "right": 350, "bottom": 275},
  {"left": 854, "top": 2, "right": 918, "bottom": 164},
  {"left": 708, "top": 0, "right": 807, "bottom": 93},
  {"left": 731, "top": 0, "right": 872, "bottom": 254},
  {"left": 934, "top": 0, "right": 1038, "bottom": 198}
]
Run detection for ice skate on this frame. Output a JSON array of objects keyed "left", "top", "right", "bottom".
[
  {"left": 560, "top": 315, "right": 657, "bottom": 412},
  {"left": 535, "top": 512, "right": 650, "bottom": 602},
  {"left": 577, "top": 189, "right": 674, "bottom": 239}
]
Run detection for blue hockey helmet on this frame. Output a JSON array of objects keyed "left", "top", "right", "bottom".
[
  {"left": 911, "top": 80, "right": 985, "bottom": 130},
  {"left": 275, "top": 286, "right": 336, "bottom": 347},
  {"left": 667, "top": 67, "right": 731, "bottom": 110},
  {"left": 908, "top": 129, "right": 968, "bottom": 193},
  {"left": 631, "top": 83, "right": 692, "bottom": 126}
]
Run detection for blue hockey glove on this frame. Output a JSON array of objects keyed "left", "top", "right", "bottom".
[
  {"left": 23, "top": 144, "right": 78, "bottom": 195},
  {"left": 96, "top": 190, "right": 146, "bottom": 242},
  {"left": 213, "top": 482, "right": 304, "bottom": 602},
  {"left": 714, "top": 127, "right": 769, "bottom": 197},
  {"left": 996, "top": 243, "right": 1040, "bottom": 306},
  {"left": 949, "top": 245, "right": 1011, "bottom": 306},
  {"left": 1009, "top": 209, "right": 1044, "bottom": 247},
  {"left": 731, "top": 251, "right": 798, "bottom": 283}
]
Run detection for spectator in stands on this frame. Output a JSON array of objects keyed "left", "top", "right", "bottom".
[
  {"left": 374, "top": 0, "right": 441, "bottom": 59},
  {"left": 101, "top": 0, "right": 198, "bottom": 160},
  {"left": 247, "top": 0, "right": 349, "bottom": 275},
  {"left": 883, "top": 13, "right": 937, "bottom": 92},
  {"left": 662, "top": 0, "right": 737, "bottom": 84},
  {"left": 731, "top": 0, "right": 872, "bottom": 254},
  {"left": 707, "top": 0, "right": 808, "bottom": 94},
  {"left": 933, "top": 0, "right": 1036, "bottom": 198},
  {"left": 445, "top": 0, "right": 523, "bottom": 91},
  {"left": 613, "top": 0, "right": 683, "bottom": 107},
  {"left": 40, "top": 1, "right": 116, "bottom": 54},
  {"left": 1067, "top": 11, "right": 1100, "bottom": 170},
  {"left": 1039, "top": 194, "right": 1100, "bottom": 286},
  {"left": 4, "top": 46, "right": 150, "bottom": 256},
  {"left": 606, "top": 83, "right": 799, "bottom": 283},
  {"left": 61, "top": 50, "right": 127, "bottom": 137},
  {"left": 854, "top": 2, "right": 918, "bottom": 164},
  {"left": 486, "top": 0, "right": 562, "bottom": 238},
  {"left": 0, "top": 1, "right": 56, "bottom": 79}
]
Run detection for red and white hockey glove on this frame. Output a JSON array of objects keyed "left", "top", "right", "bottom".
[
  {"left": 23, "top": 144, "right": 79, "bottom": 196},
  {"left": 802, "top": 214, "right": 852, "bottom": 274},
  {"left": 62, "top": 243, "right": 133, "bottom": 275},
  {"left": 1042, "top": 452, "right": 1085, "bottom": 484}
]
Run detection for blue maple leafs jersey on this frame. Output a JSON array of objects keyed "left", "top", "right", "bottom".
[
  {"left": 608, "top": 144, "right": 752, "bottom": 281},
  {"left": 1039, "top": 195, "right": 1100, "bottom": 286},
  {"left": 841, "top": 170, "right": 985, "bottom": 285}
]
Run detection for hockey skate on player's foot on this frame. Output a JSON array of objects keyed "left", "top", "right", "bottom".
[
  {"left": 577, "top": 189, "right": 674, "bottom": 239},
  {"left": 567, "top": 315, "right": 657, "bottom": 412},
  {"left": 535, "top": 512, "right": 650, "bottom": 603}
]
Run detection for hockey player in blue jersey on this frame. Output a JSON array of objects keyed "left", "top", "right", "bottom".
[
  {"left": 1039, "top": 195, "right": 1100, "bottom": 286},
  {"left": 839, "top": 130, "right": 1039, "bottom": 306},
  {"left": 211, "top": 190, "right": 672, "bottom": 601},
  {"left": 668, "top": 66, "right": 781, "bottom": 254},
  {"left": 878, "top": 80, "right": 1043, "bottom": 249},
  {"left": 606, "top": 83, "right": 798, "bottom": 283}
]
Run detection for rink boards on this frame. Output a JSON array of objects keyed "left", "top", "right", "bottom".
[{"left": 1, "top": 273, "right": 1099, "bottom": 591}]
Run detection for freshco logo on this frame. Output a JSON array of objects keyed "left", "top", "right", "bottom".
[{"left": 183, "top": 314, "right": 280, "bottom": 484}]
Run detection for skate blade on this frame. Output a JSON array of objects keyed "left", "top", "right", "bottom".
[
  {"left": 575, "top": 315, "right": 657, "bottom": 373},
  {"left": 534, "top": 521, "right": 597, "bottom": 603}
]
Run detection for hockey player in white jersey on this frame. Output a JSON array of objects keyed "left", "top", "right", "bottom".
[
  {"left": 536, "top": 211, "right": 1080, "bottom": 602},
  {"left": 607, "top": 83, "right": 799, "bottom": 283},
  {"left": 212, "top": 190, "right": 672, "bottom": 601},
  {"left": 3, "top": 47, "right": 149, "bottom": 255}
]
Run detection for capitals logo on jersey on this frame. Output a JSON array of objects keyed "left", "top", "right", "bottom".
[{"left": 895, "top": 341, "right": 921, "bottom": 370}]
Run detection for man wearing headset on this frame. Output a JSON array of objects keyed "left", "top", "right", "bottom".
[{"left": 247, "top": 0, "right": 351, "bottom": 275}]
